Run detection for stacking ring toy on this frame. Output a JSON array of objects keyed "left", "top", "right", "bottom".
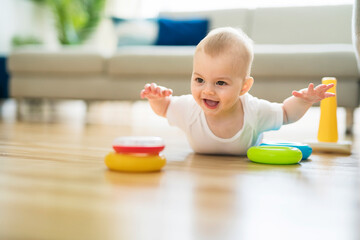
[
  {"left": 105, "top": 136, "right": 166, "bottom": 172},
  {"left": 260, "top": 142, "right": 312, "bottom": 160},
  {"left": 247, "top": 146, "right": 302, "bottom": 165}
]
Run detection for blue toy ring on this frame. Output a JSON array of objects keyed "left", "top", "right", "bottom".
[
  {"left": 247, "top": 146, "right": 302, "bottom": 165},
  {"left": 260, "top": 142, "right": 312, "bottom": 160}
]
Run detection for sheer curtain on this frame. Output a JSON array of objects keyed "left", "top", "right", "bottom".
[
  {"left": 106, "top": 0, "right": 163, "bottom": 18},
  {"left": 107, "top": 0, "right": 353, "bottom": 18}
]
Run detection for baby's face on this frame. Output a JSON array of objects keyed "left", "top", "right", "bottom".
[{"left": 191, "top": 50, "right": 245, "bottom": 118}]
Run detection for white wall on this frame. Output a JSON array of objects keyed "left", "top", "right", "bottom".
[
  {"left": 0, "top": 0, "right": 117, "bottom": 54},
  {"left": 0, "top": 0, "right": 59, "bottom": 54}
]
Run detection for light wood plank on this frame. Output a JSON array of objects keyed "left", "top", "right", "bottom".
[{"left": 0, "top": 100, "right": 358, "bottom": 240}]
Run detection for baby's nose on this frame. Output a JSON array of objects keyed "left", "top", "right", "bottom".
[{"left": 203, "top": 84, "right": 215, "bottom": 95}]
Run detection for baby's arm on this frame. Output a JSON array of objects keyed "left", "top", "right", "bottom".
[
  {"left": 282, "top": 83, "right": 335, "bottom": 124},
  {"left": 140, "top": 83, "right": 173, "bottom": 117}
]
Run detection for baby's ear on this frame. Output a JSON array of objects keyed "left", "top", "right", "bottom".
[{"left": 240, "top": 77, "right": 254, "bottom": 96}]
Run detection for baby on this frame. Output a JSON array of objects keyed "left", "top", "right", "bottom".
[{"left": 140, "top": 27, "right": 335, "bottom": 155}]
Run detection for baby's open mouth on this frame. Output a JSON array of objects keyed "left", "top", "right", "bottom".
[{"left": 203, "top": 99, "right": 219, "bottom": 109}]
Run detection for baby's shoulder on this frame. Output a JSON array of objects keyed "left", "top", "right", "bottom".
[
  {"left": 170, "top": 94, "right": 197, "bottom": 109},
  {"left": 241, "top": 93, "right": 261, "bottom": 111},
  {"left": 169, "top": 95, "right": 200, "bottom": 119},
  {"left": 167, "top": 95, "right": 201, "bottom": 130},
  {"left": 241, "top": 93, "right": 273, "bottom": 110}
]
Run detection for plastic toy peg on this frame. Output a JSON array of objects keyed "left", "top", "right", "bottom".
[{"left": 317, "top": 77, "right": 338, "bottom": 143}]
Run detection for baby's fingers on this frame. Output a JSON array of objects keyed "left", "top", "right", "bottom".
[
  {"left": 149, "top": 83, "right": 159, "bottom": 94},
  {"left": 307, "top": 83, "right": 315, "bottom": 94},
  {"left": 292, "top": 90, "right": 303, "bottom": 98},
  {"left": 141, "top": 83, "right": 159, "bottom": 98},
  {"left": 140, "top": 83, "right": 172, "bottom": 99},
  {"left": 159, "top": 87, "right": 173, "bottom": 97},
  {"left": 140, "top": 89, "right": 147, "bottom": 99},
  {"left": 314, "top": 83, "right": 336, "bottom": 100},
  {"left": 144, "top": 83, "right": 162, "bottom": 95},
  {"left": 314, "top": 83, "right": 334, "bottom": 92},
  {"left": 324, "top": 92, "right": 336, "bottom": 98},
  {"left": 322, "top": 83, "right": 335, "bottom": 92}
]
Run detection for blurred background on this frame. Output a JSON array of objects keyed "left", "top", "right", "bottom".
[{"left": 0, "top": 0, "right": 354, "bottom": 54}]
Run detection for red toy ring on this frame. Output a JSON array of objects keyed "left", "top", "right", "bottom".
[{"left": 112, "top": 136, "right": 165, "bottom": 154}]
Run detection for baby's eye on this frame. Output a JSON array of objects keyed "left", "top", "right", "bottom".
[
  {"left": 216, "top": 81, "right": 227, "bottom": 86},
  {"left": 195, "top": 78, "right": 204, "bottom": 83}
]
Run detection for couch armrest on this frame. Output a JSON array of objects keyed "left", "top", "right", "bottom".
[{"left": 353, "top": 0, "right": 360, "bottom": 72}]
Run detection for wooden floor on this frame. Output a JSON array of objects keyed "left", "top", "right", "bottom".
[{"left": 0, "top": 99, "right": 359, "bottom": 240}]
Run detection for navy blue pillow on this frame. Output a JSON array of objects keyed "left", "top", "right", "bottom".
[{"left": 155, "top": 18, "right": 209, "bottom": 46}]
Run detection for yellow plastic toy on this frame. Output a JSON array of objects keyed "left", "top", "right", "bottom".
[
  {"left": 105, "top": 152, "right": 166, "bottom": 172},
  {"left": 317, "top": 77, "right": 338, "bottom": 142},
  {"left": 105, "top": 136, "right": 167, "bottom": 172},
  {"left": 306, "top": 77, "right": 352, "bottom": 154}
]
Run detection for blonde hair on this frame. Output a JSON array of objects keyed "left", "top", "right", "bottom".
[{"left": 195, "top": 27, "right": 254, "bottom": 79}]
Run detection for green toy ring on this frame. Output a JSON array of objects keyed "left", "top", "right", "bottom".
[{"left": 247, "top": 146, "right": 302, "bottom": 165}]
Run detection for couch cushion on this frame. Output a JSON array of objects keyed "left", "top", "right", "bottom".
[
  {"left": 8, "top": 48, "right": 105, "bottom": 74},
  {"left": 111, "top": 17, "right": 159, "bottom": 46},
  {"left": 251, "top": 5, "right": 353, "bottom": 44},
  {"left": 108, "top": 46, "right": 195, "bottom": 76},
  {"left": 159, "top": 8, "right": 253, "bottom": 36},
  {"left": 251, "top": 44, "right": 359, "bottom": 77}
]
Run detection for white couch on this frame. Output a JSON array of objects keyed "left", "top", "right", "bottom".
[{"left": 8, "top": 4, "right": 359, "bottom": 131}]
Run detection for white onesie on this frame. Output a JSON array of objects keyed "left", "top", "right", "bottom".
[{"left": 166, "top": 93, "right": 283, "bottom": 155}]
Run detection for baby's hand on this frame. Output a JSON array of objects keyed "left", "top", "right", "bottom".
[
  {"left": 140, "top": 83, "right": 173, "bottom": 100},
  {"left": 292, "top": 83, "right": 335, "bottom": 104}
]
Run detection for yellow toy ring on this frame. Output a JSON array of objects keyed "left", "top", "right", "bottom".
[{"left": 105, "top": 152, "right": 166, "bottom": 172}]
